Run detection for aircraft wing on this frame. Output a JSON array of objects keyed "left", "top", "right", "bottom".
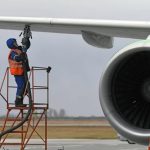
[{"left": 0, "top": 16, "right": 150, "bottom": 48}]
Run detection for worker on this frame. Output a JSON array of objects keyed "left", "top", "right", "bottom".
[{"left": 7, "top": 38, "right": 30, "bottom": 107}]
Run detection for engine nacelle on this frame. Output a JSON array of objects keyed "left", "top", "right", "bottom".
[{"left": 100, "top": 39, "right": 150, "bottom": 145}]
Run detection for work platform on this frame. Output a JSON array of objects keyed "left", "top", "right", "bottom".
[{"left": 0, "top": 66, "right": 51, "bottom": 150}]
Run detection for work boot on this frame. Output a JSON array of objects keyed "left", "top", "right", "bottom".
[{"left": 15, "top": 96, "right": 27, "bottom": 107}]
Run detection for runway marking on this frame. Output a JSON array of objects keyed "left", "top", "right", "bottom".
[
  {"left": 120, "top": 148, "right": 143, "bottom": 150},
  {"left": 23, "top": 144, "right": 84, "bottom": 150},
  {"left": 1, "top": 139, "right": 147, "bottom": 150}
]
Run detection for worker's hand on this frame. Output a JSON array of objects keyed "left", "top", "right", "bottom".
[{"left": 17, "top": 46, "right": 22, "bottom": 50}]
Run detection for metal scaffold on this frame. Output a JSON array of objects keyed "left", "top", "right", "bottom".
[{"left": 0, "top": 66, "right": 51, "bottom": 150}]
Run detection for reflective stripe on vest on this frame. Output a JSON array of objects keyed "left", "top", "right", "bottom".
[{"left": 8, "top": 49, "right": 24, "bottom": 75}]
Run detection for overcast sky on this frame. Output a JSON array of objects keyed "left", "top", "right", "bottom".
[{"left": 0, "top": 0, "right": 149, "bottom": 116}]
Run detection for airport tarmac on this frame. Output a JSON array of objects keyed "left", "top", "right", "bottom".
[{"left": 0, "top": 139, "right": 147, "bottom": 150}]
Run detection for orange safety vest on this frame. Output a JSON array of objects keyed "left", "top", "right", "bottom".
[{"left": 8, "top": 49, "right": 24, "bottom": 75}]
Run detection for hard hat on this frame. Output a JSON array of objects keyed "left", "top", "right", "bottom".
[{"left": 6, "top": 38, "right": 16, "bottom": 49}]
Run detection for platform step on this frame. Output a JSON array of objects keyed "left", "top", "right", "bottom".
[
  {"left": 6, "top": 118, "right": 23, "bottom": 121},
  {"left": 6, "top": 118, "right": 29, "bottom": 121},
  {"left": 10, "top": 131, "right": 27, "bottom": 133},
  {"left": 7, "top": 106, "right": 29, "bottom": 110}
]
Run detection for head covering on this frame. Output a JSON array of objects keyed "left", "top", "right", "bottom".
[{"left": 6, "top": 38, "right": 16, "bottom": 49}]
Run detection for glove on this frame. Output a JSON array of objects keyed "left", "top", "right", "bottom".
[{"left": 17, "top": 46, "right": 22, "bottom": 50}]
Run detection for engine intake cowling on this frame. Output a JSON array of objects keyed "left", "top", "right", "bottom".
[{"left": 100, "top": 40, "right": 150, "bottom": 145}]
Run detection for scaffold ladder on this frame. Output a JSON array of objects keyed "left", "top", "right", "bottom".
[{"left": 0, "top": 66, "right": 51, "bottom": 150}]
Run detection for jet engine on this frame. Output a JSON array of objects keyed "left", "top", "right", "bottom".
[{"left": 100, "top": 39, "right": 150, "bottom": 145}]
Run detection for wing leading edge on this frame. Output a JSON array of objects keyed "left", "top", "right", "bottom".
[{"left": 0, "top": 16, "right": 150, "bottom": 48}]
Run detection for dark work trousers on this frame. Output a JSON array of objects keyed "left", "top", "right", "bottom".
[{"left": 14, "top": 75, "right": 26, "bottom": 98}]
